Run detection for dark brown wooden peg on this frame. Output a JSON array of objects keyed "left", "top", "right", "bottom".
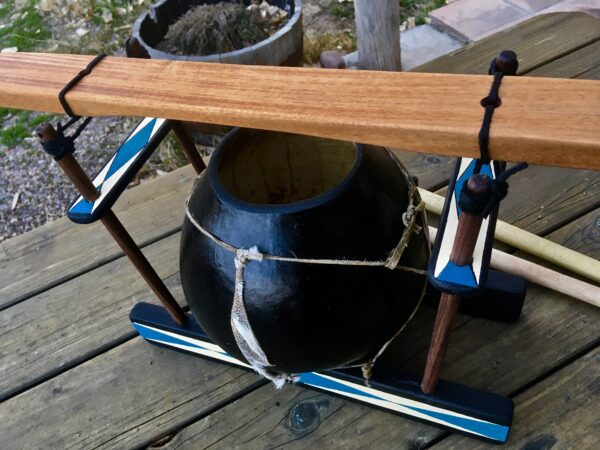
[{"left": 494, "top": 50, "right": 518, "bottom": 75}]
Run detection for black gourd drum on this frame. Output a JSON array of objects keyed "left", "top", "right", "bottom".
[{"left": 180, "top": 128, "right": 428, "bottom": 375}]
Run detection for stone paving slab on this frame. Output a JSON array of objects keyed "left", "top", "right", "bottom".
[
  {"left": 430, "top": 0, "right": 534, "bottom": 42},
  {"left": 430, "top": 0, "right": 598, "bottom": 42},
  {"left": 400, "top": 24, "right": 464, "bottom": 70}
]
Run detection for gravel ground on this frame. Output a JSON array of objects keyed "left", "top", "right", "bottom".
[{"left": 0, "top": 115, "right": 139, "bottom": 240}]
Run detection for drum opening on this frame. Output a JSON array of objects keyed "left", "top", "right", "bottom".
[{"left": 215, "top": 130, "right": 359, "bottom": 206}]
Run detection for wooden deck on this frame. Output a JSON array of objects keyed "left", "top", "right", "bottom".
[{"left": 1, "top": 12, "right": 599, "bottom": 449}]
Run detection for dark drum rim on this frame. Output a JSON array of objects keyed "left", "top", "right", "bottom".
[{"left": 208, "top": 127, "right": 364, "bottom": 214}]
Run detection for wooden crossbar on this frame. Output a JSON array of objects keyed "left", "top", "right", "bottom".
[{"left": 0, "top": 53, "right": 599, "bottom": 170}]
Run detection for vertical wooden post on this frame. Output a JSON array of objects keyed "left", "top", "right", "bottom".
[
  {"left": 171, "top": 121, "right": 206, "bottom": 175},
  {"left": 354, "top": 0, "right": 401, "bottom": 71}
]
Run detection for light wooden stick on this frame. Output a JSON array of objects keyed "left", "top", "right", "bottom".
[
  {"left": 428, "top": 226, "right": 600, "bottom": 308},
  {"left": 419, "top": 187, "right": 600, "bottom": 284}
]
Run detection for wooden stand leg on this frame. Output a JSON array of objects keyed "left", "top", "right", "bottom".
[
  {"left": 421, "top": 293, "right": 461, "bottom": 393},
  {"left": 100, "top": 210, "right": 186, "bottom": 325},
  {"left": 37, "top": 122, "right": 187, "bottom": 325},
  {"left": 421, "top": 174, "right": 490, "bottom": 394},
  {"left": 171, "top": 121, "right": 206, "bottom": 175}
]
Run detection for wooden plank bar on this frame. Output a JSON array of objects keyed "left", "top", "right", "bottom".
[
  {"left": 0, "top": 52, "right": 599, "bottom": 169},
  {"left": 0, "top": 338, "right": 263, "bottom": 449}
]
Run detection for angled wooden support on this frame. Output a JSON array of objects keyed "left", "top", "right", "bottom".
[{"left": 171, "top": 121, "right": 206, "bottom": 175}]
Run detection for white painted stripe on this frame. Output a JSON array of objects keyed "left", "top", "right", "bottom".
[
  {"left": 126, "top": 117, "right": 154, "bottom": 143},
  {"left": 313, "top": 372, "right": 494, "bottom": 424},
  {"left": 144, "top": 336, "right": 252, "bottom": 368},
  {"left": 137, "top": 323, "right": 503, "bottom": 440},
  {"left": 134, "top": 322, "right": 229, "bottom": 354},
  {"left": 304, "top": 380, "right": 488, "bottom": 438}
]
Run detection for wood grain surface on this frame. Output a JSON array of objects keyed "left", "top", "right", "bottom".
[
  {"left": 0, "top": 51, "right": 599, "bottom": 169},
  {"left": 0, "top": 233, "right": 182, "bottom": 401},
  {"left": 0, "top": 164, "right": 196, "bottom": 309},
  {"left": 431, "top": 347, "right": 600, "bottom": 449},
  {"left": 0, "top": 338, "right": 263, "bottom": 449}
]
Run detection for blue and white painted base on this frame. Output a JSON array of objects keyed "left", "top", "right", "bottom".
[
  {"left": 68, "top": 117, "right": 170, "bottom": 224},
  {"left": 130, "top": 303, "right": 513, "bottom": 444}
]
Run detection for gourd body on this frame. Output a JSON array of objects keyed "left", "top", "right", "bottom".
[{"left": 180, "top": 129, "right": 428, "bottom": 373}]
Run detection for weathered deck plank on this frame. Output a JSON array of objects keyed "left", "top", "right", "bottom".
[
  {"left": 0, "top": 234, "right": 181, "bottom": 400},
  {"left": 0, "top": 164, "right": 196, "bottom": 309},
  {"left": 2, "top": 155, "right": 595, "bottom": 405},
  {"left": 150, "top": 210, "right": 600, "bottom": 449},
  {"left": 431, "top": 347, "right": 600, "bottom": 449},
  {"left": 414, "top": 13, "right": 600, "bottom": 76},
  {"left": 497, "top": 165, "right": 599, "bottom": 235},
  {"left": 0, "top": 147, "right": 451, "bottom": 314},
  {"left": 527, "top": 40, "right": 600, "bottom": 79},
  {"left": 0, "top": 339, "right": 263, "bottom": 450}
]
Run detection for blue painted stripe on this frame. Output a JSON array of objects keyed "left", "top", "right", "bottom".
[
  {"left": 298, "top": 372, "right": 383, "bottom": 401},
  {"left": 299, "top": 373, "right": 507, "bottom": 441},
  {"left": 404, "top": 404, "right": 509, "bottom": 441},
  {"left": 437, "top": 261, "right": 478, "bottom": 287},
  {"left": 69, "top": 197, "right": 93, "bottom": 215},
  {"left": 105, "top": 118, "right": 156, "bottom": 179},
  {"left": 134, "top": 321, "right": 508, "bottom": 442}
]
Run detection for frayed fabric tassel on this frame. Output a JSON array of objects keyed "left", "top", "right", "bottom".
[{"left": 231, "top": 247, "right": 295, "bottom": 388}]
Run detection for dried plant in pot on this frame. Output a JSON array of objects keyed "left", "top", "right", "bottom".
[{"left": 127, "top": 0, "right": 303, "bottom": 143}]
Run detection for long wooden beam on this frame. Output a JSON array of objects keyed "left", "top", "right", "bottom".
[{"left": 0, "top": 53, "right": 599, "bottom": 170}]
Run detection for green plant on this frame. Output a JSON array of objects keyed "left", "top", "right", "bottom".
[
  {"left": 0, "top": 110, "right": 55, "bottom": 147},
  {"left": 156, "top": 133, "right": 189, "bottom": 171},
  {"left": 328, "top": 1, "right": 355, "bottom": 19},
  {"left": 0, "top": 0, "right": 51, "bottom": 52}
]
